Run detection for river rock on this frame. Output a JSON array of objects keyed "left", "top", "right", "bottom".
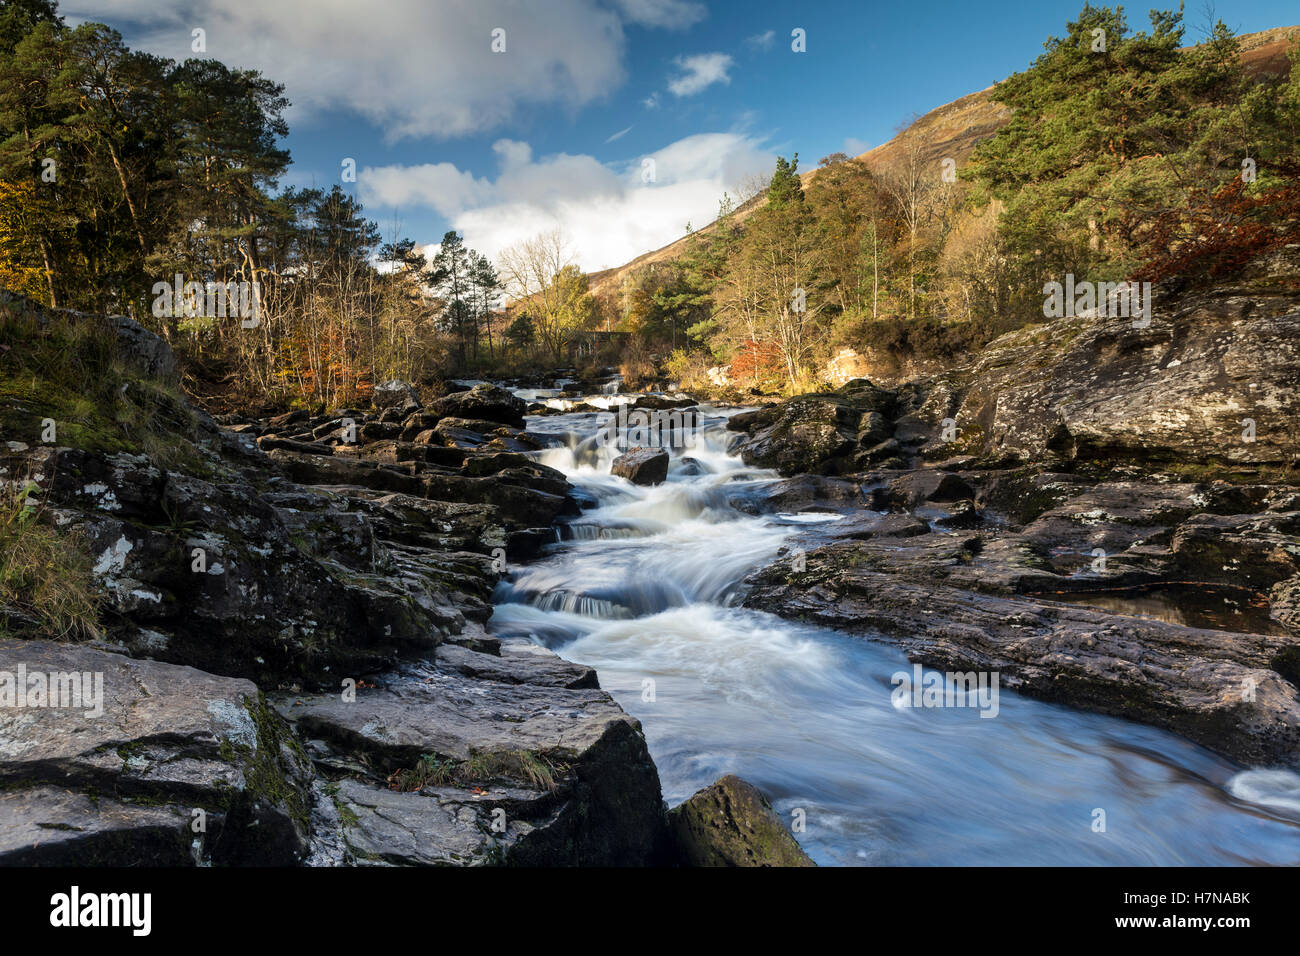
[
  {"left": 611, "top": 446, "right": 670, "bottom": 485},
  {"left": 373, "top": 380, "right": 421, "bottom": 412},
  {"left": 429, "top": 383, "right": 526, "bottom": 429},
  {"left": 0, "top": 638, "right": 313, "bottom": 865},
  {"left": 4, "top": 445, "right": 454, "bottom": 688},
  {"left": 729, "top": 381, "right": 896, "bottom": 476},
  {"left": 668, "top": 774, "right": 815, "bottom": 867},
  {"left": 276, "top": 654, "right": 667, "bottom": 866}
]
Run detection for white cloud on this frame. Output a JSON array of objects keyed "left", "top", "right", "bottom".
[
  {"left": 605, "top": 125, "right": 634, "bottom": 143},
  {"left": 642, "top": 92, "right": 661, "bottom": 110},
  {"left": 359, "top": 162, "right": 490, "bottom": 219},
  {"left": 843, "top": 137, "right": 872, "bottom": 156},
  {"left": 59, "top": 0, "right": 693, "bottom": 141},
  {"left": 667, "top": 52, "right": 734, "bottom": 97},
  {"left": 360, "top": 132, "right": 772, "bottom": 271},
  {"left": 609, "top": 0, "right": 706, "bottom": 29},
  {"left": 746, "top": 30, "right": 775, "bottom": 50}
]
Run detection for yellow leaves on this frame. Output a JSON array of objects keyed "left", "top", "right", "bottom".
[{"left": 0, "top": 179, "right": 48, "bottom": 301}]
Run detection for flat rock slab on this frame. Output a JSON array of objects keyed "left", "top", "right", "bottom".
[
  {"left": 0, "top": 639, "right": 312, "bottom": 865},
  {"left": 277, "top": 655, "right": 665, "bottom": 865},
  {"left": 0, "top": 787, "right": 194, "bottom": 866},
  {"left": 278, "top": 669, "right": 634, "bottom": 765},
  {"left": 434, "top": 641, "right": 599, "bottom": 689},
  {"left": 332, "top": 778, "right": 511, "bottom": 866}
]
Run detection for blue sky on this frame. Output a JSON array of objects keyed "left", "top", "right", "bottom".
[{"left": 64, "top": 0, "right": 1300, "bottom": 271}]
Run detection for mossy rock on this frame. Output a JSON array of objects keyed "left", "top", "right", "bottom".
[{"left": 668, "top": 774, "right": 815, "bottom": 867}]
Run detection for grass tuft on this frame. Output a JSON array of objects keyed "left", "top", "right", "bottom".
[
  {"left": 0, "top": 480, "right": 100, "bottom": 640},
  {"left": 387, "top": 750, "right": 560, "bottom": 793}
]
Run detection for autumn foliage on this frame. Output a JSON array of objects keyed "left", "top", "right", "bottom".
[
  {"left": 729, "top": 339, "right": 785, "bottom": 383},
  {"left": 1131, "top": 170, "right": 1300, "bottom": 287}
]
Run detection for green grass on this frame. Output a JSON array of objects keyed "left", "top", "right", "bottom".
[
  {"left": 0, "top": 481, "right": 100, "bottom": 640},
  {"left": 0, "top": 293, "right": 204, "bottom": 471},
  {"left": 388, "top": 750, "right": 560, "bottom": 793}
]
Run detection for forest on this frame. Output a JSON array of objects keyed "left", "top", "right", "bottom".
[{"left": 1, "top": 0, "right": 1298, "bottom": 407}]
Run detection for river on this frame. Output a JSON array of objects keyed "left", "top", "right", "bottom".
[{"left": 488, "top": 400, "right": 1300, "bottom": 865}]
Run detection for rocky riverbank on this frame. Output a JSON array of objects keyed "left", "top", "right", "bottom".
[
  {"left": 4, "top": 243, "right": 1299, "bottom": 864},
  {"left": 0, "top": 292, "right": 810, "bottom": 866},
  {"left": 0, "top": 295, "right": 684, "bottom": 864},
  {"left": 732, "top": 250, "right": 1300, "bottom": 765}
]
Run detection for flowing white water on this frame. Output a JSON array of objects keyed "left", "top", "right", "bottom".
[{"left": 493, "top": 404, "right": 1300, "bottom": 865}]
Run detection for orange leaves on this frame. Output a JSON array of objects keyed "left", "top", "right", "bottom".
[
  {"left": 729, "top": 339, "right": 784, "bottom": 382},
  {"left": 1132, "top": 171, "right": 1300, "bottom": 286}
]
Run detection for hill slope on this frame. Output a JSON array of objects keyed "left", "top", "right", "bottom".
[{"left": 589, "top": 25, "right": 1297, "bottom": 299}]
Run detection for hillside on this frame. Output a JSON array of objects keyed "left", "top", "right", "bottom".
[{"left": 589, "top": 25, "right": 1298, "bottom": 299}]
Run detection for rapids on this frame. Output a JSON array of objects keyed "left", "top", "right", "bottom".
[{"left": 489, "top": 401, "right": 1300, "bottom": 865}]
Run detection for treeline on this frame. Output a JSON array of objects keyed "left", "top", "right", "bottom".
[
  {"left": 0, "top": 0, "right": 549, "bottom": 409},
  {"left": 5, "top": 1, "right": 1298, "bottom": 406},
  {"left": 619, "top": 5, "right": 1300, "bottom": 392}
]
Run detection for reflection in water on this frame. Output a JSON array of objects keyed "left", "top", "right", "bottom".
[{"left": 490, "top": 402, "right": 1300, "bottom": 866}]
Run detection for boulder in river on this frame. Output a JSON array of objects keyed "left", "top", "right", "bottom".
[
  {"left": 668, "top": 774, "right": 815, "bottom": 867},
  {"left": 612, "top": 446, "right": 670, "bottom": 485},
  {"left": 372, "top": 380, "right": 421, "bottom": 413},
  {"left": 728, "top": 381, "right": 897, "bottom": 476},
  {"left": 429, "top": 383, "right": 526, "bottom": 429}
]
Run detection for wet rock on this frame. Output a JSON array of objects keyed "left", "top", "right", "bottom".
[
  {"left": 730, "top": 381, "right": 896, "bottom": 476},
  {"left": 0, "top": 639, "right": 313, "bottom": 865},
  {"left": 830, "top": 512, "right": 931, "bottom": 540},
  {"left": 276, "top": 660, "right": 666, "bottom": 866},
  {"left": 420, "top": 473, "right": 573, "bottom": 525},
  {"left": 626, "top": 394, "right": 697, "bottom": 411},
  {"left": 435, "top": 641, "right": 599, "bottom": 689},
  {"left": 760, "top": 475, "right": 866, "bottom": 511},
  {"left": 429, "top": 384, "right": 526, "bottom": 429},
  {"left": 933, "top": 500, "right": 984, "bottom": 530},
  {"left": 611, "top": 446, "right": 669, "bottom": 486},
  {"left": 668, "top": 774, "right": 815, "bottom": 867},
  {"left": 888, "top": 470, "right": 975, "bottom": 507}
]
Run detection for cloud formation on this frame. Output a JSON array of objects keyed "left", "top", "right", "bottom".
[
  {"left": 610, "top": 0, "right": 706, "bottom": 29},
  {"left": 360, "top": 132, "right": 772, "bottom": 270},
  {"left": 59, "top": 0, "right": 697, "bottom": 140},
  {"left": 666, "top": 52, "right": 735, "bottom": 96}
]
